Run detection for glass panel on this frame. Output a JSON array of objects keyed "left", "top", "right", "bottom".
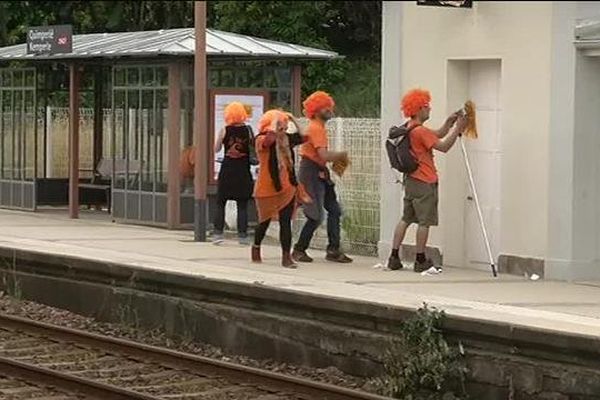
[
  {"left": 156, "top": 67, "right": 168, "bottom": 87},
  {"left": 3, "top": 70, "right": 12, "bottom": 87},
  {"left": 14, "top": 90, "right": 22, "bottom": 180},
  {"left": 236, "top": 69, "right": 249, "bottom": 87},
  {"left": 275, "top": 68, "right": 292, "bottom": 88},
  {"left": 263, "top": 68, "right": 277, "bottom": 88},
  {"left": 115, "top": 67, "right": 126, "bottom": 87},
  {"left": 113, "top": 89, "right": 126, "bottom": 189},
  {"left": 127, "top": 89, "right": 140, "bottom": 190},
  {"left": 156, "top": 89, "right": 168, "bottom": 192},
  {"left": 141, "top": 90, "right": 154, "bottom": 191},
  {"left": 277, "top": 90, "right": 291, "bottom": 109},
  {"left": 248, "top": 68, "right": 263, "bottom": 88},
  {"left": 13, "top": 70, "right": 23, "bottom": 88},
  {"left": 220, "top": 69, "right": 235, "bottom": 87},
  {"left": 24, "top": 90, "right": 35, "bottom": 180},
  {"left": 142, "top": 67, "right": 155, "bottom": 87},
  {"left": 1, "top": 91, "right": 12, "bottom": 179},
  {"left": 209, "top": 69, "right": 220, "bottom": 88},
  {"left": 24, "top": 70, "right": 35, "bottom": 87},
  {"left": 127, "top": 67, "right": 140, "bottom": 87}
]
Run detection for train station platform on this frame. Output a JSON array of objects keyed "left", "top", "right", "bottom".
[
  {"left": 2, "top": 208, "right": 600, "bottom": 398},
  {"left": 0, "top": 208, "right": 599, "bottom": 337}
]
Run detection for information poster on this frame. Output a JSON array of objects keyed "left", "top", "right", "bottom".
[{"left": 213, "top": 93, "right": 266, "bottom": 181}]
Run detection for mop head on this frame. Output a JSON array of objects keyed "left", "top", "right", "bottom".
[
  {"left": 332, "top": 154, "right": 351, "bottom": 177},
  {"left": 463, "top": 100, "right": 478, "bottom": 139}
]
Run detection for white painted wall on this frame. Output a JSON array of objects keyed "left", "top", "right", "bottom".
[
  {"left": 546, "top": 1, "right": 600, "bottom": 280},
  {"left": 378, "top": 1, "right": 405, "bottom": 260},
  {"left": 398, "top": 1, "right": 553, "bottom": 267},
  {"left": 380, "top": 1, "right": 600, "bottom": 278}
]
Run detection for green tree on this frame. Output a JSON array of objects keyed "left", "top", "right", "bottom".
[{"left": 0, "top": 1, "right": 382, "bottom": 116}]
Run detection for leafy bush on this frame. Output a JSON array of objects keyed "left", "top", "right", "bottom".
[{"left": 373, "top": 304, "right": 468, "bottom": 400}]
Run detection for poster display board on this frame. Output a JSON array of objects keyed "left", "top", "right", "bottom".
[{"left": 210, "top": 91, "right": 269, "bottom": 183}]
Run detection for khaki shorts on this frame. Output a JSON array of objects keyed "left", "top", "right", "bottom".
[{"left": 402, "top": 177, "right": 439, "bottom": 227}]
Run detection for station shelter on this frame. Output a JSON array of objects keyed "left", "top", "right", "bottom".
[{"left": 0, "top": 28, "right": 338, "bottom": 229}]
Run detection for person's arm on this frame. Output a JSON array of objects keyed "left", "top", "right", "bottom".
[
  {"left": 317, "top": 148, "right": 347, "bottom": 162},
  {"left": 214, "top": 128, "right": 226, "bottom": 153},
  {"left": 432, "top": 114, "right": 467, "bottom": 153},
  {"left": 435, "top": 111, "right": 461, "bottom": 138}
]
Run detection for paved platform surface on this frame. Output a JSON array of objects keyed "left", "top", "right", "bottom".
[{"left": 1, "top": 209, "right": 600, "bottom": 338}]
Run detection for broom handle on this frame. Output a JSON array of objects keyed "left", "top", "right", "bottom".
[{"left": 460, "top": 136, "right": 498, "bottom": 277}]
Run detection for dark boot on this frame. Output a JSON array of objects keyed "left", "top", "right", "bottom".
[
  {"left": 282, "top": 251, "right": 298, "bottom": 269},
  {"left": 326, "top": 249, "right": 353, "bottom": 264},
  {"left": 292, "top": 249, "right": 313, "bottom": 263},
  {"left": 251, "top": 245, "right": 262, "bottom": 263},
  {"left": 387, "top": 256, "right": 403, "bottom": 271}
]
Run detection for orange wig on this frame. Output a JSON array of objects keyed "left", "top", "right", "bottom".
[
  {"left": 303, "top": 91, "right": 335, "bottom": 119},
  {"left": 224, "top": 101, "right": 249, "bottom": 126},
  {"left": 401, "top": 89, "right": 431, "bottom": 118},
  {"left": 258, "top": 109, "right": 289, "bottom": 133}
]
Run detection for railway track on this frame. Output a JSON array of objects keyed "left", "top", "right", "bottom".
[{"left": 0, "top": 312, "right": 390, "bottom": 400}]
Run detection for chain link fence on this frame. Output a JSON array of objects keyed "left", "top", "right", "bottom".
[
  {"left": 45, "top": 110, "right": 382, "bottom": 256},
  {"left": 290, "top": 118, "right": 381, "bottom": 256}
]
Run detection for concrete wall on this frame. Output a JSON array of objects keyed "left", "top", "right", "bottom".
[
  {"left": 546, "top": 1, "right": 600, "bottom": 280},
  {"left": 380, "top": 1, "right": 554, "bottom": 268}
]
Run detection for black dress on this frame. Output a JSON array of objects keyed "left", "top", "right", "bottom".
[{"left": 217, "top": 125, "right": 254, "bottom": 201}]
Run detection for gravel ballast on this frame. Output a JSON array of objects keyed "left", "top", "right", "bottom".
[{"left": 0, "top": 293, "right": 375, "bottom": 393}]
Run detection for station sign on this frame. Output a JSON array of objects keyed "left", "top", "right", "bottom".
[
  {"left": 27, "top": 25, "right": 73, "bottom": 55},
  {"left": 417, "top": 0, "right": 473, "bottom": 8}
]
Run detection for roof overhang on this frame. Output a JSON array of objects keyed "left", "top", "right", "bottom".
[{"left": 0, "top": 28, "right": 341, "bottom": 64}]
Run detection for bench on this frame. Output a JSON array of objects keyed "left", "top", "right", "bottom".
[{"left": 79, "top": 159, "right": 141, "bottom": 212}]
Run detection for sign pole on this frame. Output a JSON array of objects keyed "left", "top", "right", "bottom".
[{"left": 193, "top": 1, "right": 208, "bottom": 241}]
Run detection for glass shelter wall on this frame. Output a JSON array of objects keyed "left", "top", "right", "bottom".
[
  {"left": 0, "top": 67, "right": 42, "bottom": 210},
  {"left": 178, "top": 61, "right": 293, "bottom": 226},
  {"left": 111, "top": 64, "right": 169, "bottom": 224}
]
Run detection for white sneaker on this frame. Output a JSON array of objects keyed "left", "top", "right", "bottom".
[{"left": 212, "top": 234, "right": 224, "bottom": 245}]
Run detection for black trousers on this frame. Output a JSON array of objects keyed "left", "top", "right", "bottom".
[
  {"left": 213, "top": 196, "right": 249, "bottom": 237},
  {"left": 253, "top": 200, "right": 294, "bottom": 252}
]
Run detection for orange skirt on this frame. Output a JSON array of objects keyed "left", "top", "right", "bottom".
[{"left": 255, "top": 186, "right": 296, "bottom": 223}]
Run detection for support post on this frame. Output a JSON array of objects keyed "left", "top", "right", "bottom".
[
  {"left": 167, "top": 63, "right": 182, "bottom": 229},
  {"left": 292, "top": 65, "right": 302, "bottom": 116},
  {"left": 68, "top": 64, "right": 81, "bottom": 219},
  {"left": 194, "top": 1, "right": 208, "bottom": 241}
]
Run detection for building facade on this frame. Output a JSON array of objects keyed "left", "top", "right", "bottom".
[{"left": 380, "top": 1, "right": 600, "bottom": 280}]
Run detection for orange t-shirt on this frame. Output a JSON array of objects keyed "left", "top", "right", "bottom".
[
  {"left": 408, "top": 122, "right": 440, "bottom": 184},
  {"left": 253, "top": 134, "right": 293, "bottom": 198},
  {"left": 299, "top": 119, "right": 328, "bottom": 166}
]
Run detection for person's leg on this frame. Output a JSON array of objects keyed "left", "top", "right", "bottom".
[
  {"left": 213, "top": 195, "right": 227, "bottom": 244},
  {"left": 323, "top": 184, "right": 352, "bottom": 263},
  {"left": 278, "top": 200, "right": 296, "bottom": 268},
  {"left": 392, "top": 220, "right": 410, "bottom": 251},
  {"left": 252, "top": 218, "right": 271, "bottom": 263},
  {"left": 293, "top": 176, "right": 325, "bottom": 262},
  {"left": 388, "top": 178, "right": 418, "bottom": 270},
  {"left": 412, "top": 181, "right": 438, "bottom": 272},
  {"left": 324, "top": 184, "right": 341, "bottom": 252},
  {"left": 416, "top": 225, "right": 429, "bottom": 255},
  {"left": 236, "top": 199, "right": 249, "bottom": 243}
]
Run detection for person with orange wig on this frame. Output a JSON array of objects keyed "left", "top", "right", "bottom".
[
  {"left": 292, "top": 91, "right": 353, "bottom": 264},
  {"left": 212, "top": 101, "right": 255, "bottom": 245},
  {"left": 251, "top": 109, "right": 308, "bottom": 268},
  {"left": 387, "top": 88, "right": 467, "bottom": 272}
]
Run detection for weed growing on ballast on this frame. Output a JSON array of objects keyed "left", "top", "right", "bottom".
[{"left": 372, "top": 304, "right": 468, "bottom": 400}]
